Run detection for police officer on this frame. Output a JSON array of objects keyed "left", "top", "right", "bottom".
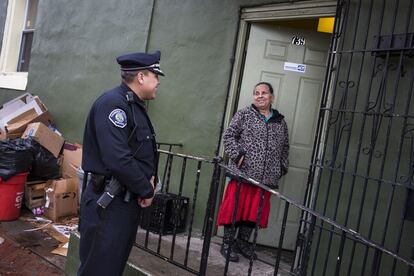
[{"left": 78, "top": 51, "right": 164, "bottom": 276}]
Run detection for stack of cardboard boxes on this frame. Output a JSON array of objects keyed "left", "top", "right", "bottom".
[
  {"left": 1, "top": 93, "right": 82, "bottom": 222},
  {"left": 0, "top": 93, "right": 52, "bottom": 140},
  {"left": 44, "top": 143, "right": 82, "bottom": 221}
]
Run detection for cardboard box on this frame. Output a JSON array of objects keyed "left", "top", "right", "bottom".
[
  {"left": 44, "top": 178, "right": 79, "bottom": 222},
  {"left": 0, "top": 95, "right": 53, "bottom": 140},
  {"left": 61, "top": 143, "right": 83, "bottom": 179},
  {"left": 24, "top": 181, "right": 50, "bottom": 209},
  {"left": 0, "top": 93, "right": 35, "bottom": 118},
  {"left": 22, "top": 122, "right": 64, "bottom": 158}
]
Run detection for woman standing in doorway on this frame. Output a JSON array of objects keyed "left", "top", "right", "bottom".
[{"left": 217, "top": 82, "right": 289, "bottom": 262}]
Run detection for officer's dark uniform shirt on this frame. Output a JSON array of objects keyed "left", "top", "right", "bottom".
[{"left": 82, "top": 83, "right": 156, "bottom": 199}]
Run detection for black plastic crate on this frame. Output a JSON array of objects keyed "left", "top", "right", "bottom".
[{"left": 141, "top": 192, "right": 189, "bottom": 235}]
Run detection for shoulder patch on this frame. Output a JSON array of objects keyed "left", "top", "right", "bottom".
[{"left": 109, "top": 109, "right": 127, "bottom": 128}]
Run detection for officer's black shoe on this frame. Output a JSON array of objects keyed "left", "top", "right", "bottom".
[
  {"left": 236, "top": 239, "right": 257, "bottom": 260},
  {"left": 220, "top": 243, "right": 239, "bottom": 262}
]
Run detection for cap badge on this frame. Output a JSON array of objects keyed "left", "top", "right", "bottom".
[{"left": 109, "top": 109, "right": 127, "bottom": 128}]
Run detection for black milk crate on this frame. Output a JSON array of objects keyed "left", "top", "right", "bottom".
[{"left": 141, "top": 192, "right": 189, "bottom": 235}]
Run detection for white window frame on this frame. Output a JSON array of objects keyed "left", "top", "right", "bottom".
[{"left": 0, "top": 0, "right": 31, "bottom": 90}]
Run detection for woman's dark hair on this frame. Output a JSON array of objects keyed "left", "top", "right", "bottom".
[{"left": 254, "top": 82, "right": 274, "bottom": 94}]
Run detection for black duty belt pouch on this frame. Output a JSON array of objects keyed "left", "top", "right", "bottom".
[{"left": 90, "top": 174, "right": 106, "bottom": 194}]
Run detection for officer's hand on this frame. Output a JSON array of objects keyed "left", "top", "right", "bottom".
[
  {"left": 138, "top": 197, "right": 153, "bottom": 208},
  {"left": 137, "top": 176, "right": 156, "bottom": 207}
]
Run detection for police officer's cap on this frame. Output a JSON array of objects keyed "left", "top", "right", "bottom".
[{"left": 116, "top": 50, "right": 164, "bottom": 76}]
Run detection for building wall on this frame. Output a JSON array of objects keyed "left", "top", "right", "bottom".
[
  {"left": 146, "top": 0, "right": 243, "bottom": 156},
  {"left": 1, "top": 0, "right": 276, "bottom": 155},
  {"left": 5, "top": 0, "right": 155, "bottom": 140}
]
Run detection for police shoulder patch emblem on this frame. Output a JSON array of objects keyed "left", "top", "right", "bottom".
[{"left": 109, "top": 109, "right": 127, "bottom": 128}]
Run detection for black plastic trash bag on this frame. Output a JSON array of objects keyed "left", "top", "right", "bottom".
[
  {"left": 0, "top": 138, "right": 34, "bottom": 181},
  {"left": 27, "top": 139, "right": 61, "bottom": 181}
]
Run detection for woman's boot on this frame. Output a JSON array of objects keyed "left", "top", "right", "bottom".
[
  {"left": 220, "top": 225, "right": 239, "bottom": 262},
  {"left": 236, "top": 225, "right": 257, "bottom": 260}
]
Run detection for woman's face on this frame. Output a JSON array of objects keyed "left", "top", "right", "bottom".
[{"left": 253, "top": 84, "right": 273, "bottom": 110}]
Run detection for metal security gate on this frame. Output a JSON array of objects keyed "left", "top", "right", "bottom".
[{"left": 295, "top": 0, "right": 414, "bottom": 275}]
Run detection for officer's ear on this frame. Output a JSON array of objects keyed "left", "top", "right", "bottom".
[{"left": 136, "top": 71, "right": 145, "bottom": 84}]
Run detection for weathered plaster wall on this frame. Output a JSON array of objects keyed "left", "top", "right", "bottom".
[
  {"left": 24, "top": 0, "right": 154, "bottom": 143},
  {"left": 147, "top": 0, "right": 242, "bottom": 156}
]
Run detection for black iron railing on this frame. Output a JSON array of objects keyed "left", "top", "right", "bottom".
[
  {"left": 135, "top": 147, "right": 218, "bottom": 275},
  {"left": 156, "top": 142, "right": 183, "bottom": 192},
  {"left": 133, "top": 147, "right": 414, "bottom": 275},
  {"left": 218, "top": 167, "right": 414, "bottom": 275}
]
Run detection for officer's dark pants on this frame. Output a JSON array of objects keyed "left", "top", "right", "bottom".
[{"left": 78, "top": 183, "right": 140, "bottom": 276}]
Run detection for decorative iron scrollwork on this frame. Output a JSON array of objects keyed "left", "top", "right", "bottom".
[
  {"left": 398, "top": 125, "right": 414, "bottom": 186},
  {"left": 324, "top": 159, "right": 342, "bottom": 169},
  {"left": 362, "top": 147, "right": 383, "bottom": 158},
  {"left": 338, "top": 80, "right": 355, "bottom": 88},
  {"left": 399, "top": 175, "right": 413, "bottom": 186},
  {"left": 403, "top": 124, "right": 414, "bottom": 138},
  {"left": 373, "top": 60, "right": 408, "bottom": 78}
]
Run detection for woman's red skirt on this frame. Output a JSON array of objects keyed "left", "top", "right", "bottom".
[{"left": 216, "top": 179, "right": 271, "bottom": 228}]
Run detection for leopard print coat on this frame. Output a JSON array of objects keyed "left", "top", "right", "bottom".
[{"left": 223, "top": 104, "right": 289, "bottom": 188}]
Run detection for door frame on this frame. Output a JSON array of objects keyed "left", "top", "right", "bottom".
[{"left": 220, "top": 0, "right": 338, "bottom": 156}]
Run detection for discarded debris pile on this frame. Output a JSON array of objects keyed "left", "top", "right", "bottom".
[
  {"left": 0, "top": 93, "right": 82, "bottom": 224},
  {"left": 21, "top": 214, "right": 79, "bottom": 257}
]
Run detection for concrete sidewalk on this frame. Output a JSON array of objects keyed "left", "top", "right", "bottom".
[{"left": 132, "top": 230, "right": 294, "bottom": 276}]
